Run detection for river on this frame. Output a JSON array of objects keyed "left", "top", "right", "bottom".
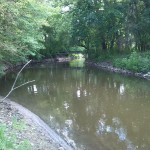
[{"left": 0, "top": 61, "right": 150, "bottom": 150}]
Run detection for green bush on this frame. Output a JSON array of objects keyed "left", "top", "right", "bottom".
[
  {"left": 125, "top": 51, "right": 140, "bottom": 71},
  {"left": 140, "top": 51, "right": 150, "bottom": 59},
  {"left": 113, "top": 51, "right": 150, "bottom": 73}
]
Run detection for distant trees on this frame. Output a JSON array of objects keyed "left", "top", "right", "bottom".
[
  {"left": 0, "top": 0, "right": 149, "bottom": 67},
  {"left": 71, "top": 0, "right": 150, "bottom": 58}
]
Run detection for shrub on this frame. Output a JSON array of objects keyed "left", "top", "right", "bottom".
[{"left": 113, "top": 51, "right": 150, "bottom": 73}]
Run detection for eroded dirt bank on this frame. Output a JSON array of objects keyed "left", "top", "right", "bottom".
[{"left": 0, "top": 97, "right": 73, "bottom": 150}]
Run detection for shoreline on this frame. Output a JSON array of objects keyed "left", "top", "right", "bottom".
[
  {"left": 86, "top": 61, "right": 150, "bottom": 80},
  {"left": 2, "top": 58, "right": 150, "bottom": 80},
  {"left": 0, "top": 97, "right": 73, "bottom": 150},
  {"left": 2, "top": 58, "right": 70, "bottom": 75},
  {"left": 3, "top": 59, "right": 55, "bottom": 74}
]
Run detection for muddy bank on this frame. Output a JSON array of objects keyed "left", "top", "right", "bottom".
[
  {"left": 2, "top": 58, "right": 70, "bottom": 75},
  {"left": 0, "top": 97, "right": 73, "bottom": 150},
  {"left": 86, "top": 61, "right": 150, "bottom": 80},
  {"left": 3, "top": 59, "right": 55, "bottom": 73}
]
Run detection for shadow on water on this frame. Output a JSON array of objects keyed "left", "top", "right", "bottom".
[{"left": 0, "top": 61, "right": 150, "bottom": 150}]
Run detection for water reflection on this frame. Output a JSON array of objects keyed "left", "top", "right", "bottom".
[
  {"left": 69, "top": 58, "right": 85, "bottom": 68},
  {"left": 119, "top": 84, "right": 125, "bottom": 95},
  {"left": 0, "top": 64, "right": 150, "bottom": 150},
  {"left": 76, "top": 88, "right": 81, "bottom": 98},
  {"left": 97, "top": 116, "right": 136, "bottom": 150},
  {"left": 64, "top": 101, "right": 69, "bottom": 110}
]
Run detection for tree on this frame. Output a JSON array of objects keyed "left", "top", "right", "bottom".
[
  {"left": 41, "top": 1, "right": 73, "bottom": 57},
  {"left": 71, "top": 0, "right": 150, "bottom": 59},
  {"left": 0, "top": 0, "right": 50, "bottom": 64}
]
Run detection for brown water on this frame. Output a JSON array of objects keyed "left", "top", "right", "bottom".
[{"left": 0, "top": 63, "right": 150, "bottom": 150}]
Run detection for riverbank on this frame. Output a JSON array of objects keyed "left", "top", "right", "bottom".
[
  {"left": 86, "top": 61, "right": 150, "bottom": 80},
  {"left": 1, "top": 58, "right": 70, "bottom": 76},
  {"left": 0, "top": 97, "right": 73, "bottom": 150},
  {"left": 2, "top": 58, "right": 150, "bottom": 80},
  {"left": 2, "top": 59, "right": 54, "bottom": 74}
]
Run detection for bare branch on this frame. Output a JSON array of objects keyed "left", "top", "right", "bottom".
[
  {"left": 11, "top": 60, "right": 32, "bottom": 91},
  {"left": 13, "top": 80, "right": 35, "bottom": 90},
  {"left": 0, "top": 60, "right": 35, "bottom": 101}
]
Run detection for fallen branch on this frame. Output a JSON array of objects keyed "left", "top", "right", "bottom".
[{"left": 0, "top": 60, "right": 35, "bottom": 101}]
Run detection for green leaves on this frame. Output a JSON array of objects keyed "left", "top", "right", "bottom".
[
  {"left": 0, "top": 0, "right": 149, "bottom": 72},
  {"left": 0, "top": 0, "right": 51, "bottom": 64},
  {"left": 41, "top": 2, "right": 73, "bottom": 57},
  {"left": 114, "top": 51, "right": 150, "bottom": 73},
  {"left": 71, "top": 0, "right": 150, "bottom": 59}
]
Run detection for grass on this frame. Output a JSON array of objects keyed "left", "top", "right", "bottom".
[{"left": 0, "top": 118, "right": 32, "bottom": 150}]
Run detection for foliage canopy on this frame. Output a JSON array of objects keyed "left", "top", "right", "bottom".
[{"left": 0, "top": 0, "right": 150, "bottom": 73}]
